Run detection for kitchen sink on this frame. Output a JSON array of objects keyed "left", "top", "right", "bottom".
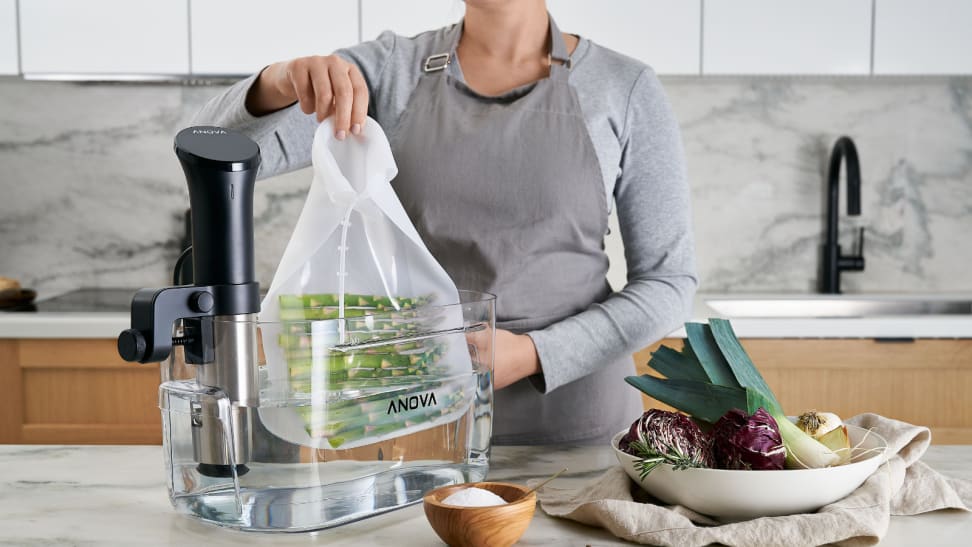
[{"left": 704, "top": 295, "right": 972, "bottom": 318}]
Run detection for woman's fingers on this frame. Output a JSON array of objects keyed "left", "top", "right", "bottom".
[
  {"left": 308, "top": 59, "right": 334, "bottom": 123},
  {"left": 279, "top": 55, "right": 369, "bottom": 139},
  {"left": 328, "top": 61, "right": 355, "bottom": 139},
  {"left": 287, "top": 60, "right": 316, "bottom": 116},
  {"left": 465, "top": 327, "right": 492, "bottom": 352},
  {"left": 348, "top": 64, "right": 370, "bottom": 135}
]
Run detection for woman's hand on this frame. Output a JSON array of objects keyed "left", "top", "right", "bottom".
[
  {"left": 492, "top": 329, "right": 541, "bottom": 390},
  {"left": 245, "top": 55, "right": 370, "bottom": 139},
  {"left": 467, "top": 328, "right": 541, "bottom": 390}
]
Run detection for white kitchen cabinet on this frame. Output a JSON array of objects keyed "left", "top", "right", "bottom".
[
  {"left": 548, "top": 0, "right": 701, "bottom": 75},
  {"left": 190, "top": 0, "right": 358, "bottom": 75},
  {"left": 703, "top": 0, "right": 872, "bottom": 75},
  {"left": 19, "top": 0, "right": 188, "bottom": 75},
  {"left": 873, "top": 0, "right": 972, "bottom": 75},
  {"left": 0, "top": 0, "right": 18, "bottom": 75},
  {"left": 360, "top": 0, "right": 464, "bottom": 42},
  {"left": 361, "top": 0, "right": 700, "bottom": 75}
]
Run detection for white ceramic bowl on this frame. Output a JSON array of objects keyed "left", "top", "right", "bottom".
[{"left": 612, "top": 424, "right": 888, "bottom": 520}]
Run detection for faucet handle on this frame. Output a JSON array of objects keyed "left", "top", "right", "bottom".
[{"left": 838, "top": 227, "right": 866, "bottom": 272}]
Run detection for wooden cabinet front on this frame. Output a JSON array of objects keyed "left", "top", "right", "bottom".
[
  {"left": 0, "top": 339, "right": 161, "bottom": 444},
  {"left": 2, "top": 336, "right": 970, "bottom": 445},
  {"left": 634, "top": 338, "right": 972, "bottom": 444}
]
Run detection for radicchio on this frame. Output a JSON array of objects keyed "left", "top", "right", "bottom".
[
  {"left": 711, "top": 408, "right": 786, "bottom": 470},
  {"left": 620, "top": 409, "right": 713, "bottom": 475}
]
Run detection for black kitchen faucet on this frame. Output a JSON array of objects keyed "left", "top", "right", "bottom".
[{"left": 819, "top": 136, "right": 865, "bottom": 294}]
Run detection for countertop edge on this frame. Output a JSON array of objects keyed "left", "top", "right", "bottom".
[
  {"left": 2, "top": 299, "right": 972, "bottom": 339},
  {"left": 0, "top": 312, "right": 131, "bottom": 338}
]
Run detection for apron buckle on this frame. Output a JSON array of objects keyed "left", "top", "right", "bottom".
[
  {"left": 423, "top": 53, "right": 451, "bottom": 73},
  {"left": 550, "top": 54, "right": 572, "bottom": 70}
]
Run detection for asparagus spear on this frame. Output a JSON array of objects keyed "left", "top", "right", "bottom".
[
  {"left": 276, "top": 291, "right": 468, "bottom": 444},
  {"left": 279, "top": 293, "right": 433, "bottom": 310}
]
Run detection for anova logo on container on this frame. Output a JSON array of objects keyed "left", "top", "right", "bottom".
[
  {"left": 192, "top": 128, "right": 227, "bottom": 135},
  {"left": 386, "top": 390, "right": 438, "bottom": 414}
]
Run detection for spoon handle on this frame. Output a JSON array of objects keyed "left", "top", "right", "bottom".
[{"left": 520, "top": 467, "right": 568, "bottom": 499}]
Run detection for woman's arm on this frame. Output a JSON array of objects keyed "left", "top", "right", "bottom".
[
  {"left": 524, "top": 68, "right": 698, "bottom": 394},
  {"left": 245, "top": 56, "right": 369, "bottom": 134},
  {"left": 191, "top": 32, "right": 397, "bottom": 179}
]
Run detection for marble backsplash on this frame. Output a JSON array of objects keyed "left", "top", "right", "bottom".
[{"left": 0, "top": 76, "right": 970, "bottom": 296}]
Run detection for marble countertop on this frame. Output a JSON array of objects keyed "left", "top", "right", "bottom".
[
  {"left": 1, "top": 444, "right": 970, "bottom": 546},
  {"left": 2, "top": 292, "right": 971, "bottom": 339}
]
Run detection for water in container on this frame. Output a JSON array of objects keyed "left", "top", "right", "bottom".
[{"left": 159, "top": 291, "right": 495, "bottom": 531}]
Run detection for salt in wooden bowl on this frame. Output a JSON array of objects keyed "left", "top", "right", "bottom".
[{"left": 423, "top": 481, "right": 536, "bottom": 547}]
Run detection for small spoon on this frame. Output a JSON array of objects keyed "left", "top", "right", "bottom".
[{"left": 518, "top": 467, "right": 569, "bottom": 500}]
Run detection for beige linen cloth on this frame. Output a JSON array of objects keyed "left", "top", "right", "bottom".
[{"left": 536, "top": 414, "right": 972, "bottom": 547}]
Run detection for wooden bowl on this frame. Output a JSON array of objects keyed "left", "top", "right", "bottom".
[{"left": 423, "top": 482, "right": 536, "bottom": 547}]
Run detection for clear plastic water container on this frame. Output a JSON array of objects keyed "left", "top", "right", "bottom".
[{"left": 159, "top": 291, "right": 495, "bottom": 531}]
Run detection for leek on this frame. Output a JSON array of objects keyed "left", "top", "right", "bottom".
[
  {"left": 647, "top": 346, "right": 710, "bottom": 383},
  {"left": 625, "top": 375, "right": 748, "bottom": 424},
  {"left": 685, "top": 322, "right": 739, "bottom": 388},
  {"left": 746, "top": 389, "right": 839, "bottom": 469},
  {"left": 627, "top": 319, "right": 840, "bottom": 469}
]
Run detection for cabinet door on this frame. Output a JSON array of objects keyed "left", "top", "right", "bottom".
[
  {"left": 873, "top": 0, "right": 972, "bottom": 75},
  {"left": 0, "top": 0, "right": 17, "bottom": 75},
  {"left": 635, "top": 339, "right": 972, "bottom": 444},
  {"left": 0, "top": 339, "right": 161, "bottom": 444},
  {"left": 548, "top": 0, "right": 701, "bottom": 75},
  {"left": 360, "top": 0, "right": 464, "bottom": 41},
  {"left": 703, "top": 0, "right": 872, "bottom": 75},
  {"left": 19, "top": 0, "right": 189, "bottom": 75},
  {"left": 191, "top": 0, "right": 358, "bottom": 76}
]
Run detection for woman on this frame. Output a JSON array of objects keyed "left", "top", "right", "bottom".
[{"left": 195, "top": 0, "right": 697, "bottom": 445}]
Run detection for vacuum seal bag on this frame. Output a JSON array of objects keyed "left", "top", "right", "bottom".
[{"left": 258, "top": 118, "right": 474, "bottom": 450}]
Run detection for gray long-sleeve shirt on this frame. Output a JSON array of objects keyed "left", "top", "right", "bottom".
[{"left": 192, "top": 28, "right": 698, "bottom": 394}]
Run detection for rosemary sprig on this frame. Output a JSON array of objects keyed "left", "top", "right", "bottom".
[{"left": 628, "top": 438, "right": 709, "bottom": 480}]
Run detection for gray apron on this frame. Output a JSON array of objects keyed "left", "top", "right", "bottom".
[{"left": 388, "top": 17, "right": 642, "bottom": 445}]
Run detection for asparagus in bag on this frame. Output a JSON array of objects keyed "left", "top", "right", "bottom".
[{"left": 258, "top": 118, "right": 474, "bottom": 449}]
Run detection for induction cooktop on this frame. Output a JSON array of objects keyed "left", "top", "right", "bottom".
[{"left": 3, "top": 288, "right": 138, "bottom": 313}]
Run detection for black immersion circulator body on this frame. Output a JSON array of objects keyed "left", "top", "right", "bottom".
[
  {"left": 176, "top": 127, "right": 259, "bottom": 289},
  {"left": 117, "top": 127, "right": 261, "bottom": 364},
  {"left": 118, "top": 126, "right": 262, "bottom": 478}
]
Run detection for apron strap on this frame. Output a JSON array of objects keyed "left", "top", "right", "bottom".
[
  {"left": 421, "top": 14, "right": 572, "bottom": 76},
  {"left": 547, "top": 15, "right": 572, "bottom": 76}
]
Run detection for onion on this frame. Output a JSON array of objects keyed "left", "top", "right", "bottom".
[{"left": 796, "top": 411, "right": 843, "bottom": 438}]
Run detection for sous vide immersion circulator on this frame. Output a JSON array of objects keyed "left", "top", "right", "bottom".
[{"left": 118, "top": 126, "right": 261, "bottom": 477}]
